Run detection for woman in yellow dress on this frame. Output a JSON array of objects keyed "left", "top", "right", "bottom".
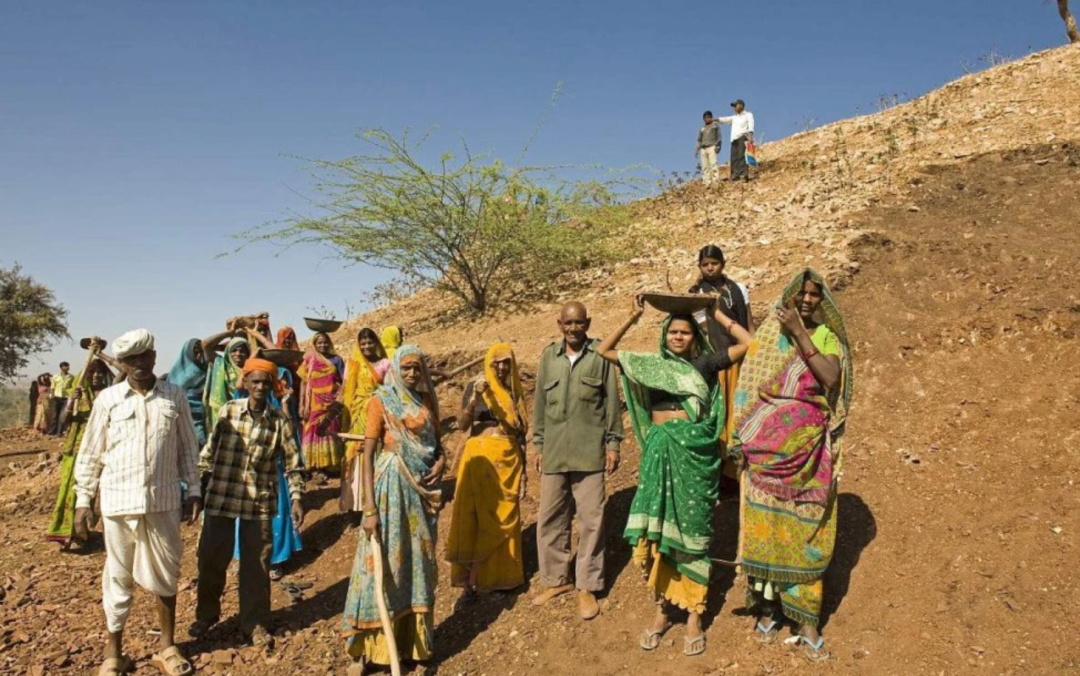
[
  {"left": 340, "top": 328, "right": 390, "bottom": 512},
  {"left": 446, "top": 343, "right": 528, "bottom": 598}
]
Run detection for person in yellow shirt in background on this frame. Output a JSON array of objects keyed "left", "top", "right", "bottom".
[{"left": 49, "top": 361, "right": 75, "bottom": 436}]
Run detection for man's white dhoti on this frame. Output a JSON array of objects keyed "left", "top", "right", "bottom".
[{"left": 101, "top": 510, "right": 182, "bottom": 633}]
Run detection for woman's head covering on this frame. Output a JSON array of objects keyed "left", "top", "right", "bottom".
[
  {"left": 168, "top": 338, "right": 207, "bottom": 393},
  {"left": 219, "top": 335, "right": 250, "bottom": 389},
  {"left": 481, "top": 343, "right": 527, "bottom": 433},
  {"left": 776, "top": 268, "right": 853, "bottom": 419},
  {"left": 380, "top": 326, "right": 403, "bottom": 359},
  {"left": 619, "top": 315, "right": 714, "bottom": 420},
  {"left": 313, "top": 331, "right": 336, "bottom": 353},
  {"left": 379, "top": 344, "right": 438, "bottom": 424},
  {"left": 276, "top": 327, "right": 298, "bottom": 349}
]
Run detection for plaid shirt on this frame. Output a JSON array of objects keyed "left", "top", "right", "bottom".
[{"left": 199, "top": 398, "right": 303, "bottom": 520}]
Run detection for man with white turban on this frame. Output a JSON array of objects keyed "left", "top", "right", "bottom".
[{"left": 74, "top": 328, "right": 202, "bottom": 676}]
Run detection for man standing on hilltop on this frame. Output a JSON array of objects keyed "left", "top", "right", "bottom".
[
  {"left": 695, "top": 110, "right": 722, "bottom": 186},
  {"left": 531, "top": 302, "right": 624, "bottom": 621},
  {"left": 717, "top": 99, "right": 755, "bottom": 181}
]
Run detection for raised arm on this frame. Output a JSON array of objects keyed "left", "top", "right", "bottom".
[
  {"left": 712, "top": 300, "right": 754, "bottom": 363},
  {"left": 777, "top": 301, "right": 841, "bottom": 392},
  {"left": 202, "top": 329, "right": 239, "bottom": 364},
  {"left": 457, "top": 381, "right": 482, "bottom": 436},
  {"left": 597, "top": 295, "right": 646, "bottom": 365}
]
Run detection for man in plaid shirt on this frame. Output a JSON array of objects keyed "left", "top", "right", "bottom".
[{"left": 190, "top": 358, "right": 304, "bottom": 647}]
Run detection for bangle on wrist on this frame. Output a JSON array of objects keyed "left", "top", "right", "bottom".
[
  {"left": 802, "top": 347, "right": 820, "bottom": 361},
  {"left": 363, "top": 508, "right": 378, "bottom": 517}
]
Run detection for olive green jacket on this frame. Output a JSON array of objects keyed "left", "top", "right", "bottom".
[{"left": 532, "top": 338, "right": 623, "bottom": 473}]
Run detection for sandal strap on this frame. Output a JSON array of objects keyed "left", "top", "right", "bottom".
[{"left": 802, "top": 635, "right": 826, "bottom": 651}]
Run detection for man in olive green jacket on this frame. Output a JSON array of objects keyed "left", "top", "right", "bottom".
[{"left": 530, "top": 301, "right": 623, "bottom": 620}]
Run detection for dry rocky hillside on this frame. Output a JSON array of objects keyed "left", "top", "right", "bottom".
[{"left": 2, "top": 45, "right": 1080, "bottom": 676}]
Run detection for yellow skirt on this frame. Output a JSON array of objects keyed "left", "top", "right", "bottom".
[
  {"left": 633, "top": 539, "right": 708, "bottom": 614},
  {"left": 347, "top": 611, "right": 433, "bottom": 665},
  {"left": 445, "top": 434, "right": 524, "bottom": 592}
]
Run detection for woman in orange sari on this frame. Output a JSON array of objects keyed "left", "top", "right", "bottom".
[
  {"left": 446, "top": 343, "right": 528, "bottom": 598},
  {"left": 298, "top": 332, "right": 346, "bottom": 482}
]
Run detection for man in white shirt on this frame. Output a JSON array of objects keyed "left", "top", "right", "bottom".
[
  {"left": 73, "top": 328, "right": 202, "bottom": 676},
  {"left": 717, "top": 99, "right": 755, "bottom": 181}
]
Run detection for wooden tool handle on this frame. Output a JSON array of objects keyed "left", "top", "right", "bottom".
[{"left": 370, "top": 534, "right": 402, "bottom": 676}]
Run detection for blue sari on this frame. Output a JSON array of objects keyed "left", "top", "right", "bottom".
[
  {"left": 341, "top": 345, "right": 442, "bottom": 664},
  {"left": 167, "top": 338, "right": 208, "bottom": 446}
]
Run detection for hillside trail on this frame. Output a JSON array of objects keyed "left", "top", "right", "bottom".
[{"left": 2, "top": 46, "right": 1080, "bottom": 676}]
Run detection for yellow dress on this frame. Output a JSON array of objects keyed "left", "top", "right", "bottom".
[{"left": 445, "top": 343, "right": 527, "bottom": 592}]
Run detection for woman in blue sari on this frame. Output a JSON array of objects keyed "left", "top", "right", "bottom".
[{"left": 341, "top": 345, "right": 446, "bottom": 675}]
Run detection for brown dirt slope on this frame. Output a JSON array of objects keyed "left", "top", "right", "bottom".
[{"left": 2, "top": 45, "right": 1080, "bottom": 676}]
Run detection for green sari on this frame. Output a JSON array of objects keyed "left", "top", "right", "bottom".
[
  {"left": 203, "top": 336, "right": 247, "bottom": 432},
  {"left": 620, "top": 317, "right": 725, "bottom": 586},
  {"left": 45, "top": 367, "right": 110, "bottom": 545}
]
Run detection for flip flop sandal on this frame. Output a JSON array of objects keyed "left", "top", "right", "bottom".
[
  {"left": 282, "top": 579, "right": 314, "bottom": 590},
  {"left": 754, "top": 619, "right": 780, "bottom": 644},
  {"left": 639, "top": 623, "right": 672, "bottom": 651},
  {"left": 151, "top": 645, "right": 194, "bottom": 676},
  {"left": 801, "top": 635, "right": 831, "bottom": 663},
  {"left": 346, "top": 660, "right": 366, "bottom": 676},
  {"left": 269, "top": 568, "right": 284, "bottom": 581},
  {"left": 98, "top": 656, "right": 132, "bottom": 676},
  {"left": 187, "top": 617, "right": 218, "bottom": 638},
  {"left": 249, "top": 626, "right": 275, "bottom": 648},
  {"left": 281, "top": 584, "right": 305, "bottom": 603},
  {"left": 684, "top": 633, "right": 707, "bottom": 657}
]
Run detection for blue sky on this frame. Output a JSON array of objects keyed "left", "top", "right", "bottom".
[{"left": 0, "top": 0, "right": 1066, "bottom": 381}]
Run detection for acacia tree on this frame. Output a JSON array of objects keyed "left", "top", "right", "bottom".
[
  {"left": 241, "top": 128, "right": 637, "bottom": 313},
  {"left": 0, "top": 264, "right": 69, "bottom": 383}
]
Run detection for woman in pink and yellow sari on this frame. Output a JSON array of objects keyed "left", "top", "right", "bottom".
[
  {"left": 298, "top": 332, "right": 346, "bottom": 482},
  {"left": 730, "top": 268, "right": 853, "bottom": 663}
]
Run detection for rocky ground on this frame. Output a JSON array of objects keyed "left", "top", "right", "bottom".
[{"left": 3, "top": 45, "right": 1080, "bottom": 676}]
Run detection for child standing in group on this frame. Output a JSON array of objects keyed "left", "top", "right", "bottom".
[{"left": 689, "top": 244, "right": 754, "bottom": 462}]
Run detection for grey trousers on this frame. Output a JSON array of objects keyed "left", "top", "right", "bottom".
[
  {"left": 537, "top": 471, "right": 606, "bottom": 592},
  {"left": 731, "top": 136, "right": 749, "bottom": 180},
  {"left": 196, "top": 515, "right": 273, "bottom": 636}
]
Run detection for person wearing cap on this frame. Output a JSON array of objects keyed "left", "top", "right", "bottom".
[
  {"left": 695, "top": 110, "right": 723, "bottom": 186},
  {"left": 191, "top": 358, "right": 305, "bottom": 648},
  {"left": 716, "top": 99, "right": 755, "bottom": 181},
  {"left": 72, "top": 329, "right": 202, "bottom": 676}
]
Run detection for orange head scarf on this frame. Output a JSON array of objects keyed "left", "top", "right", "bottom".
[{"left": 240, "top": 358, "right": 278, "bottom": 386}]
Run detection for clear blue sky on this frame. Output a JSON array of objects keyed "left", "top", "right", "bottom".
[{"left": 0, "top": 0, "right": 1065, "bottom": 382}]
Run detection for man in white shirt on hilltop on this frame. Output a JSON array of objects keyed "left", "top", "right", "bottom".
[
  {"left": 73, "top": 328, "right": 202, "bottom": 676},
  {"left": 717, "top": 99, "right": 755, "bottom": 181}
]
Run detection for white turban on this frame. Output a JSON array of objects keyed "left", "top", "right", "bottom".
[{"left": 113, "top": 329, "right": 155, "bottom": 359}]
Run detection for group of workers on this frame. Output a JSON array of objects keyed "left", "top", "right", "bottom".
[{"left": 34, "top": 243, "right": 853, "bottom": 675}]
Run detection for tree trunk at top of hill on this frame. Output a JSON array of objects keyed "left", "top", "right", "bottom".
[{"left": 1060, "top": 0, "right": 1080, "bottom": 43}]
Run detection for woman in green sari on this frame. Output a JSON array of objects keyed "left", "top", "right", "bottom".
[
  {"left": 203, "top": 336, "right": 251, "bottom": 431},
  {"left": 729, "top": 268, "right": 853, "bottom": 662},
  {"left": 598, "top": 294, "right": 752, "bottom": 657},
  {"left": 44, "top": 358, "right": 114, "bottom": 549}
]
